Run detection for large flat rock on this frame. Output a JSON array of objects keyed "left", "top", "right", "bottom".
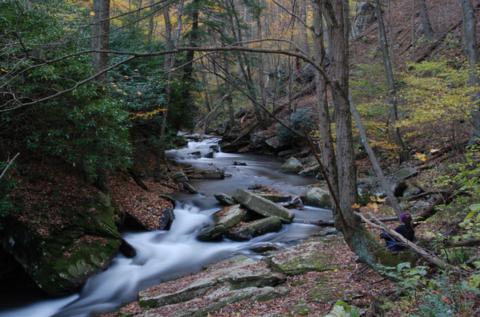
[
  {"left": 138, "top": 255, "right": 286, "bottom": 314},
  {"left": 233, "top": 189, "right": 294, "bottom": 223}
]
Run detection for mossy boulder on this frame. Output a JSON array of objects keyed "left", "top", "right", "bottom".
[
  {"left": 1, "top": 193, "right": 121, "bottom": 295},
  {"left": 269, "top": 240, "right": 334, "bottom": 275},
  {"left": 226, "top": 217, "right": 283, "bottom": 241}
]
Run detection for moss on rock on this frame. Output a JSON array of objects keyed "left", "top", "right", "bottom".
[{"left": 1, "top": 194, "right": 121, "bottom": 295}]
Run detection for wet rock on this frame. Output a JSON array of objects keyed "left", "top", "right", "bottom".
[
  {"left": 226, "top": 216, "right": 283, "bottom": 241},
  {"left": 269, "top": 240, "right": 334, "bottom": 275},
  {"left": 280, "top": 196, "right": 304, "bottom": 209},
  {"left": 233, "top": 161, "right": 247, "bottom": 166},
  {"left": 204, "top": 151, "right": 214, "bottom": 159},
  {"left": 172, "top": 171, "right": 189, "bottom": 183},
  {"left": 189, "top": 151, "right": 202, "bottom": 158},
  {"left": 197, "top": 205, "right": 247, "bottom": 241},
  {"left": 209, "top": 144, "right": 220, "bottom": 152},
  {"left": 187, "top": 167, "right": 225, "bottom": 180},
  {"left": 259, "top": 193, "right": 291, "bottom": 203},
  {"left": 233, "top": 189, "right": 294, "bottom": 223},
  {"left": 303, "top": 187, "right": 331, "bottom": 208},
  {"left": 184, "top": 133, "right": 203, "bottom": 141},
  {"left": 214, "top": 193, "right": 236, "bottom": 206},
  {"left": 298, "top": 164, "right": 320, "bottom": 177},
  {"left": 182, "top": 182, "right": 198, "bottom": 194},
  {"left": 159, "top": 208, "right": 175, "bottom": 231},
  {"left": 120, "top": 239, "right": 136, "bottom": 258},
  {"left": 280, "top": 157, "right": 303, "bottom": 174},
  {"left": 250, "top": 242, "right": 279, "bottom": 253}
]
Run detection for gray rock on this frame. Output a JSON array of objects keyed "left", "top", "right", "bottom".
[
  {"left": 280, "top": 196, "right": 304, "bottom": 209},
  {"left": 159, "top": 208, "right": 175, "bottom": 231},
  {"left": 259, "top": 193, "right": 291, "bottom": 203},
  {"left": 298, "top": 164, "right": 320, "bottom": 177},
  {"left": 280, "top": 157, "right": 303, "bottom": 174},
  {"left": 214, "top": 193, "right": 236, "bottom": 206},
  {"left": 187, "top": 167, "right": 225, "bottom": 180},
  {"left": 172, "top": 171, "right": 189, "bottom": 183},
  {"left": 303, "top": 187, "right": 331, "bottom": 208},
  {"left": 182, "top": 182, "right": 198, "bottom": 194},
  {"left": 204, "top": 151, "right": 214, "bottom": 159},
  {"left": 233, "top": 161, "right": 247, "bottom": 166},
  {"left": 138, "top": 255, "right": 286, "bottom": 314},
  {"left": 197, "top": 205, "right": 247, "bottom": 241},
  {"left": 209, "top": 144, "right": 220, "bottom": 152},
  {"left": 269, "top": 239, "right": 334, "bottom": 275},
  {"left": 233, "top": 189, "right": 294, "bottom": 222},
  {"left": 265, "top": 136, "right": 285, "bottom": 150},
  {"left": 351, "top": 1, "right": 376, "bottom": 39},
  {"left": 226, "top": 216, "right": 283, "bottom": 241}
]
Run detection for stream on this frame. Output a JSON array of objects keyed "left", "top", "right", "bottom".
[{"left": 0, "top": 135, "right": 332, "bottom": 317}]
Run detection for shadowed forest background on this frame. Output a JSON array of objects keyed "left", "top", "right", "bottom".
[{"left": 0, "top": 0, "right": 480, "bottom": 316}]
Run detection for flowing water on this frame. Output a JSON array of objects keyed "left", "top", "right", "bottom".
[{"left": 0, "top": 135, "right": 332, "bottom": 317}]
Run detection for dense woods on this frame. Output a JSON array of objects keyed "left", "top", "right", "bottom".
[{"left": 0, "top": 0, "right": 480, "bottom": 316}]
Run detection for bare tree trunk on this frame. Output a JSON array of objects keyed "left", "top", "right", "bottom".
[
  {"left": 460, "top": 0, "right": 480, "bottom": 142},
  {"left": 312, "top": 0, "right": 338, "bottom": 197},
  {"left": 91, "top": 0, "right": 111, "bottom": 191},
  {"left": 148, "top": 0, "right": 157, "bottom": 44},
  {"left": 418, "top": 0, "right": 434, "bottom": 40},
  {"left": 349, "top": 95, "right": 404, "bottom": 216},
  {"left": 92, "top": 0, "right": 110, "bottom": 82},
  {"left": 375, "top": 0, "right": 409, "bottom": 161},
  {"left": 323, "top": 0, "right": 386, "bottom": 268},
  {"left": 154, "top": 2, "right": 184, "bottom": 180}
]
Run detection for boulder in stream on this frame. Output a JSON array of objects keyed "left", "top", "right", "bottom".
[
  {"left": 214, "top": 193, "right": 236, "bottom": 206},
  {"left": 226, "top": 216, "right": 283, "bottom": 241},
  {"left": 280, "top": 157, "right": 303, "bottom": 174},
  {"left": 159, "top": 207, "right": 175, "bottom": 231},
  {"left": 197, "top": 205, "right": 247, "bottom": 241},
  {"left": 303, "top": 187, "right": 331, "bottom": 208},
  {"left": 233, "top": 189, "right": 294, "bottom": 223},
  {"left": 187, "top": 167, "right": 225, "bottom": 180}
]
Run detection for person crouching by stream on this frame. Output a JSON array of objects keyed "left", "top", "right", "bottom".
[{"left": 380, "top": 212, "right": 415, "bottom": 251}]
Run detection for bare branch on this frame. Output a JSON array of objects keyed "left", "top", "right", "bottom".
[{"left": 0, "top": 153, "right": 20, "bottom": 180}]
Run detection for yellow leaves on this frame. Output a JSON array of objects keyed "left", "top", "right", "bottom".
[
  {"left": 89, "top": 11, "right": 95, "bottom": 17},
  {"left": 130, "top": 108, "right": 167, "bottom": 120},
  {"left": 414, "top": 152, "right": 428, "bottom": 162},
  {"left": 351, "top": 203, "right": 361, "bottom": 209}
]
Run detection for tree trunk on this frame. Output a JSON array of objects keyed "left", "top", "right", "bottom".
[
  {"left": 92, "top": 0, "right": 110, "bottom": 82},
  {"left": 323, "top": 0, "right": 385, "bottom": 268},
  {"left": 375, "top": 0, "right": 409, "bottom": 161},
  {"left": 312, "top": 0, "right": 338, "bottom": 197},
  {"left": 418, "top": 0, "right": 434, "bottom": 40},
  {"left": 460, "top": 0, "right": 480, "bottom": 142}
]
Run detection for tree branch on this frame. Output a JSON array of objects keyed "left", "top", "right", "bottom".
[{"left": 0, "top": 153, "right": 20, "bottom": 180}]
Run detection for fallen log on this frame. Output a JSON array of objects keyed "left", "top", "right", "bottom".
[
  {"left": 356, "top": 212, "right": 464, "bottom": 273},
  {"left": 445, "top": 239, "right": 480, "bottom": 248}
]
